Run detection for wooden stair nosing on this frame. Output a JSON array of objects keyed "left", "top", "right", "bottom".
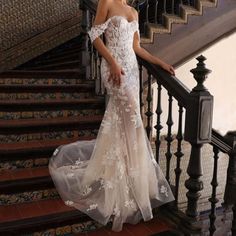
[
  {"left": 0, "top": 136, "right": 94, "bottom": 161},
  {"left": 0, "top": 98, "right": 105, "bottom": 111},
  {"left": 0, "top": 207, "right": 90, "bottom": 235},
  {"left": 0, "top": 84, "right": 94, "bottom": 93}
]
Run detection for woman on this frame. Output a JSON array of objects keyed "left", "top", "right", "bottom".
[{"left": 49, "top": 0, "right": 175, "bottom": 232}]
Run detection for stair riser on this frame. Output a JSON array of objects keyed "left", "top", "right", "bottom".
[
  {"left": 0, "top": 188, "right": 59, "bottom": 206},
  {"left": 29, "top": 51, "right": 81, "bottom": 66},
  {"left": 0, "top": 78, "right": 90, "bottom": 85},
  {"left": 0, "top": 102, "right": 104, "bottom": 112},
  {"left": 1, "top": 218, "right": 102, "bottom": 235},
  {"left": 0, "top": 158, "right": 49, "bottom": 170},
  {"left": 0, "top": 128, "right": 99, "bottom": 143},
  {"left": 30, "top": 62, "right": 81, "bottom": 71},
  {"left": 0, "top": 109, "right": 104, "bottom": 120},
  {"left": 0, "top": 92, "right": 94, "bottom": 100}
]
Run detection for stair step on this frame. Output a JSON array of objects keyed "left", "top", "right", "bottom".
[
  {"left": 0, "top": 198, "right": 95, "bottom": 235},
  {"left": 0, "top": 97, "right": 104, "bottom": 111},
  {"left": 0, "top": 115, "right": 102, "bottom": 134},
  {"left": 0, "top": 167, "right": 52, "bottom": 194},
  {"left": 27, "top": 51, "right": 81, "bottom": 68},
  {"left": 0, "top": 136, "right": 94, "bottom": 161},
  {"left": 0, "top": 108, "right": 104, "bottom": 120},
  {"left": 0, "top": 70, "right": 83, "bottom": 78},
  {"left": 0, "top": 84, "right": 94, "bottom": 93},
  {"left": 30, "top": 60, "right": 81, "bottom": 70}
]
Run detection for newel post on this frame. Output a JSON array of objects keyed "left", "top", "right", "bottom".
[
  {"left": 224, "top": 131, "right": 236, "bottom": 236},
  {"left": 184, "top": 55, "right": 213, "bottom": 219},
  {"left": 79, "top": 0, "right": 91, "bottom": 80}
]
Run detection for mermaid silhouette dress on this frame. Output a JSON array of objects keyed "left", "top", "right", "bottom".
[{"left": 48, "top": 15, "right": 174, "bottom": 232}]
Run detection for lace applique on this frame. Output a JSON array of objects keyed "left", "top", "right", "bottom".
[
  {"left": 113, "top": 204, "right": 121, "bottom": 217},
  {"left": 65, "top": 200, "right": 74, "bottom": 206},
  {"left": 99, "top": 179, "right": 114, "bottom": 190},
  {"left": 87, "top": 19, "right": 111, "bottom": 43},
  {"left": 82, "top": 185, "right": 92, "bottom": 195},
  {"left": 160, "top": 185, "right": 169, "bottom": 197},
  {"left": 53, "top": 148, "right": 59, "bottom": 156},
  {"left": 87, "top": 203, "right": 98, "bottom": 211},
  {"left": 66, "top": 173, "right": 75, "bottom": 178},
  {"left": 75, "top": 159, "right": 82, "bottom": 165},
  {"left": 125, "top": 199, "right": 137, "bottom": 210}
]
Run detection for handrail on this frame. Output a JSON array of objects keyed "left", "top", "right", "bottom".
[{"left": 137, "top": 56, "right": 233, "bottom": 153}]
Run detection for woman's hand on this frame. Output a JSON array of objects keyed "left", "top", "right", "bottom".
[
  {"left": 161, "top": 63, "right": 175, "bottom": 76},
  {"left": 108, "top": 61, "right": 125, "bottom": 87}
]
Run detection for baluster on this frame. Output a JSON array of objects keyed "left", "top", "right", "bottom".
[
  {"left": 90, "top": 45, "right": 94, "bottom": 80},
  {"left": 98, "top": 54, "right": 103, "bottom": 95},
  {"left": 163, "top": 0, "right": 167, "bottom": 13},
  {"left": 94, "top": 49, "right": 98, "bottom": 79},
  {"left": 224, "top": 131, "right": 236, "bottom": 236},
  {"left": 165, "top": 93, "right": 173, "bottom": 183},
  {"left": 145, "top": 71, "right": 153, "bottom": 140},
  {"left": 154, "top": 83, "right": 163, "bottom": 163},
  {"left": 171, "top": 0, "right": 175, "bottom": 14},
  {"left": 154, "top": 0, "right": 159, "bottom": 24},
  {"left": 146, "top": 0, "right": 149, "bottom": 23},
  {"left": 174, "top": 104, "right": 184, "bottom": 206},
  {"left": 208, "top": 146, "right": 220, "bottom": 236},
  {"left": 139, "top": 63, "right": 144, "bottom": 119},
  {"left": 232, "top": 205, "right": 236, "bottom": 236},
  {"left": 79, "top": 5, "right": 91, "bottom": 80}
]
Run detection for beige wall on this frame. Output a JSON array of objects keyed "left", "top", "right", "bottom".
[{"left": 152, "top": 31, "right": 236, "bottom": 136}]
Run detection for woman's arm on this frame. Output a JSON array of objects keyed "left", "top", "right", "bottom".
[
  {"left": 89, "top": 0, "right": 125, "bottom": 86},
  {"left": 132, "top": 11, "right": 175, "bottom": 75}
]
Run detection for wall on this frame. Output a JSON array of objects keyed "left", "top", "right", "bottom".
[
  {"left": 0, "top": 0, "right": 80, "bottom": 52},
  {"left": 152, "top": 31, "right": 236, "bottom": 136},
  {"left": 0, "top": 0, "right": 82, "bottom": 70}
]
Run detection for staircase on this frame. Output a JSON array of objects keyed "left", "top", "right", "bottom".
[{"left": 0, "top": 36, "right": 106, "bottom": 235}]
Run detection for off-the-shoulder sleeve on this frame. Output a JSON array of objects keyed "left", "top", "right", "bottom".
[
  {"left": 87, "top": 19, "right": 111, "bottom": 43},
  {"left": 134, "top": 22, "right": 140, "bottom": 41}
]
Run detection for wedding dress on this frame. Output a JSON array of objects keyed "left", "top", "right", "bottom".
[{"left": 48, "top": 15, "right": 174, "bottom": 232}]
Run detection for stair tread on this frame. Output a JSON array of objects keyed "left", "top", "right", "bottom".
[
  {"left": 31, "top": 59, "right": 80, "bottom": 68},
  {"left": 0, "top": 199, "right": 81, "bottom": 224},
  {"left": 0, "top": 97, "right": 104, "bottom": 105},
  {"left": 0, "top": 84, "right": 93, "bottom": 88},
  {"left": 0, "top": 69, "right": 83, "bottom": 78},
  {"left": 0, "top": 166, "right": 50, "bottom": 182},
  {"left": 0, "top": 115, "right": 103, "bottom": 128}
]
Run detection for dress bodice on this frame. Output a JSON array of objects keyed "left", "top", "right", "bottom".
[
  {"left": 88, "top": 15, "right": 140, "bottom": 69},
  {"left": 88, "top": 15, "right": 140, "bottom": 54}
]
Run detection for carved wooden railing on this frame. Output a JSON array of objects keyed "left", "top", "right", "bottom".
[{"left": 79, "top": 0, "right": 236, "bottom": 235}]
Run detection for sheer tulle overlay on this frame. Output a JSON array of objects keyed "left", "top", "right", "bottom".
[{"left": 48, "top": 15, "right": 174, "bottom": 232}]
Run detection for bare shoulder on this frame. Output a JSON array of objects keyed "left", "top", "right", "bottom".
[
  {"left": 97, "top": 0, "right": 112, "bottom": 8},
  {"left": 130, "top": 7, "right": 139, "bottom": 20},
  {"left": 94, "top": 0, "right": 112, "bottom": 24}
]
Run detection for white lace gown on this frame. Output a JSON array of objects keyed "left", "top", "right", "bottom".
[{"left": 48, "top": 15, "right": 175, "bottom": 232}]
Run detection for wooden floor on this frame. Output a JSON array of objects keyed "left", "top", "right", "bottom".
[{"left": 76, "top": 217, "right": 173, "bottom": 236}]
